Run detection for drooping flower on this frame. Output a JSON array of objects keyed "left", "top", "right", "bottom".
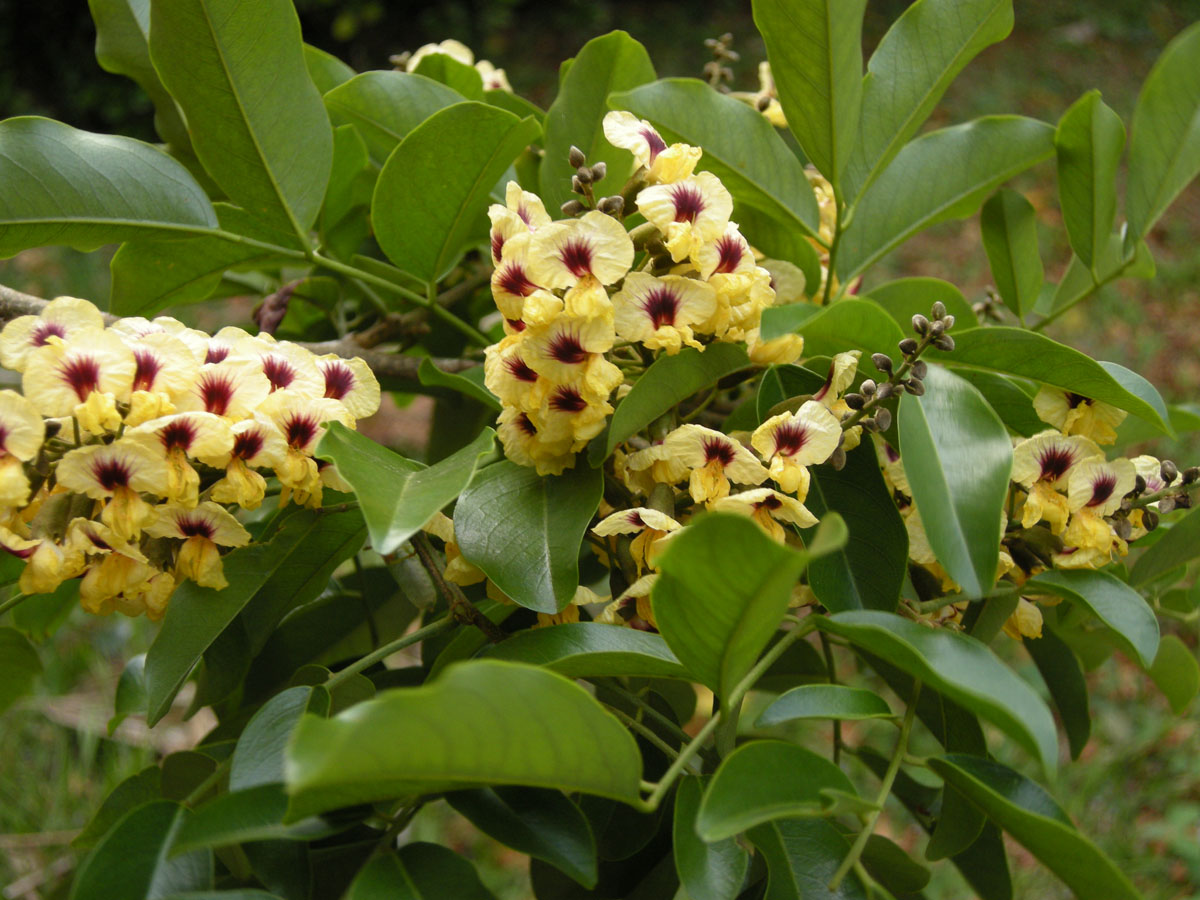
[
  {"left": 484, "top": 333, "right": 547, "bottom": 411},
  {"left": 490, "top": 233, "right": 544, "bottom": 321},
  {"left": 523, "top": 316, "right": 621, "bottom": 395},
  {"left": 1053, "top": 457, "right": 1137, "bottom": 568},
  {"left": 660, "top": 424, "right": 768, "bottom": 504},
  {"left": 423, "top": 512, "right": 486, "bottom": 586},
  {"left": 55, "top": 440, "right": 168, "bottom": 540},
  {"left": 256, "top": 390, "right": 353, "bottom": 506},
  {"left": 592, "top": 507, "right": 682, "bottom": 572},
  {"left": 0, "top": 296, "right": 106, "bottom": 373},
  {"left": 751, "top": 401, "right": 841, "bottom": 497},
  {"left": 692, "top": 223, "right": 756, "bottom": 280},
  {"left": 530, "top": 382, "right": 614, "bottom": 445},
  {"left": 475, "top": 59, "right": 512, "bottom": 92},
  {"left": 1011, "top": 431, "right": 1103, "bottom": 533},
  {"left": 496, "top": 407, "right": 577, "bottom": 477},
  {"left": 124, "top": 333, "right": 201, "bottom": 426},
  {"left": 125, "top": 412, "right": 235, "bottom": 507},
  {"left": 602, "top": 111, "right": 702, "bottom": 185},
  {"left": 0, "top": 390, "right": 45, "bottom": 508},
  {"left": 1033, "top": 386, "right": 1126, "bottom": 445},
  {"left": 712, "top": 487, "right": 817, "bottom": 541},
  {"left": 1002, "top": 598, "right": 1044, "bottom": 641},
  {"left": 146, "top": 501, "right": 251, "bottom": 590},
  {"left": 405, "top": 38, "right": 475, "bottom": 71},
  {"left": 595, "top": 573, "right": 659, "bottom": 631},
  {"left": 636, "top": 172, "right": 733, "bottom": 262},
  {"left": 489, "top": 181, "right": 552, "bottom": 264},
  {"left": 612, "top": 273, "right": 717, "bottom": 354}
]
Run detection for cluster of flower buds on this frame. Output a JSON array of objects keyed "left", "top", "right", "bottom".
[
  {"left": 0, "top": 298, "right": 380, "bottom": 620},
  {"left": 561, "top": 146, "right": 622, "bottom": 218},
  {"left": 483, "top": 110, "right": 809, "bottom": 476}
]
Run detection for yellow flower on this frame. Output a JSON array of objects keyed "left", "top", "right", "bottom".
[
  {"left": 601, "top": 111, "right": 702, "bottom": 184},
  {"left": 124, "top": 332, "right": 200, "bottom": 425},
  {"left": 637, "top": 172, "right": 733, "bottom": 262},
  {"left": 0, "top": 391, "right": 44, "bottom": 508},
  {"left": 422, "top": 511, "right": 486, "bottom": 586},
  {"left": 745, "top": 328, "right": 806, "bottom": 367},
  {"left": 0, "top": 296, "right": 106, "bottom": 373},
  {"left": 257, "top": 391, "right": 353, "bottom": 506},
  {"left": 661, "top": 424, "right": 768, "bottom": 505},
  {"left": 55, "top": 441, "right": 168, "bottom": 541},
  {"left": 751, "top": 401, "right": 841, "bottom": 497},
  {"left": 1011, "top": 431, "right": 1103, "bottom": 533},
  {"left": 1066, "top": 457, "right": 1136, "bottom": 517},
  {"left": 248, "top": 340, "right": 325, "bottom": 397},
  {"left": 79, "top": 552, "right": 160, "bottom": 617},
  {"left": 692, "top": 223, "right": 756, "bottom": 280},
  {"left": 126, "top": 412, "right": 235, "bottom": 508},
  {"left": 198, "top": 417, "right": 288, "bottom": 510},
  {"left": 712, "top": 487, "right": 817, "bottom": 542},
  {"left": 595, "top": 573, "right": 659, "bottom": 630},
  {"left": 176, "top": 360, "right": 272, "bottom": 421},
  {"left": 406, "top": 38, "right": 475, "bottom": 70},
  {"left": 497, "top": 407, "right": 578, "bottom": 477},
  {"left": 523, "top": 316, "right": 620, "bottom": 395},
  {"left": 527, "top": 211, "right": 635, "bottom": 290},
  {"left": 476, "top": 59, "right": 512, "bottom": 93},
  {"left": 757, "top": 259, "right": 808, "bottom": 304},
  {"left": 530, "top": 383, "right": 613, "bottom": 445},
  {"left": 489, "top": 181, "right": 551, "bottom": 264},
  {"left": 316, "top": 354, "right": 381, "bottom": 421},
  {"left": 1002, "top": 598, "right": 1044, "bottom": 641},
  {"left": 612, "top": 273, "right": 717, "bottom": 354},
  {"left": 484, "top": 333, "right": 548, "bottom": 411},
  {"left": 146, "top": 501, "right": 251, "bottom": 590},
  {"left": 593, "top": 507, "right": 682, "bottom": 572},
  {"left": 491, "top": 233, "right": 544, "bottom": 321},
  {"left": 19, "top": 538, "right": 85, "bottom": 596},
  {"left": 1032, "top": 386, "right": 1126, "bottom": 445},
  {"left": 874, "top": 437, "right": 909, "bottom": 495},
  {"left": 22, "top": 330, "right": 135, "bottom": 433}
]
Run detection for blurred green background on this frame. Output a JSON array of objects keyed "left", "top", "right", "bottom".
[{"left": 1, "top": 1, "right": 1199, "bottom": 898}]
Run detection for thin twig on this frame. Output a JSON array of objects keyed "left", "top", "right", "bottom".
[{"left": 411, "top": 533, "right": 507, "bottom": 643}]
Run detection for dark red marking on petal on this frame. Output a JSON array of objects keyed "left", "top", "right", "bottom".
[
  {"left": 176, "top": 514, "right": 216, "bottom": 540},
  {"left": 640, "top": 127, "right": 667, "bottom": 162},
  {"left": 321, "top": 360, "right": 357, "bottom": 400},
  {"left": 92, "top": 457, "right": 133, "bottom": 491},
  {"left": 58, "top": 354, "right": 101, "bottom": 401},
  {"left": 547, "top": 331, "right": 589, "bottom": 365},
  {"left": 496, "top": 262, "right": 538, "bottom": 297},
  {"left": 159, "top": 419, "right": 198, "bottom": 453},
  {"left": 549, "top": 386, "right": 588, "bottom": 413},
  {"left": 516, "top": 203, "right": 533, "bottom": 225},
  {"left": 491, "top": 230, "right": 506, "bottom": 263},
  {"left": 1037, "top": 445, "right": 1076, "bottom": 481},
  {"left": 559, "top": 239, "right": 594, "bottom": 279},
  {"left": 132, "top": 349, "right": 163, "bottom": 393},
  {"left": 757, "top": 494, "right": 784, "bottom": 512},
  {"left": 503, "top": 355, "right": 539, "bottom": 383},
  {"left": 205, "top": 343, "right": 231, "bottom": 364},
  {"left": 642, "top": 287, "right": 680, "bottom": 329},
  {"left": 669, "top": 183, "right": 705, "bottom": 223},
  {"left": 231, "top": 429, "right": 265, "bottom": 460},
  {"left": 506, "top": 318, "right": 526, "bottom": 332},
  {"left": 713, "top": 234, "right": 745, "bottom": 274},
  {"left": 627, "top": 510, "right": 646, "bottom": 527},
  {"left": 813, "top": 360, "right": 838, "bottom": 401},
  {"left": 1065, "top": 392, "right": 1088, "bottom": 409},
  {"left": 261, "top": 354, "right": 297, "bottom": 391},
  {"left": 702, "top": 437, "right": 736, "bottom": 467},
  {"left": 31, "top": 321, "right": 67, "bottom": 346},
  {"left": 1087, "top": 473, "right": 1119, "bottom": 507},
  {"left": 284, "top": 413, "right": 320, "bottom": 449},
  {"left": 772, "top": 421, "right": 809, "bottom": 456},
  {"left": 197, "top": 371, "right": 236, "bottom": 416},
  {"left": 515, "top": 413, "right": 537, "bottom": 436}
]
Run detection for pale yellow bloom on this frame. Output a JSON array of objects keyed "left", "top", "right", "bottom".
[
  {"left": 637, "top": 172, "right": 733, "bottom": 262},
  {"left": 712, "top": 487, "right": 817, "bottom": 541},
  {"left": 0, "top": 391, "right": 44, "bottom": 508},
  {"left": 0, "top": 296, "right": 106, "bottom": 372},
  {"left": 22, "top": 330, "right": 134, "bottom": 431},
  {"left": 612, "top": 273, "right": 717, "bottom": 354},
  {"left": 1003, "top": 598, "right": 1044, "bottom": 641},
  {"left": 751, "top": 401, "right": 841, "bottom": 497},
  {"left": 527, "top": 211, "right": 635, "bottom": 290},
  {"left": 146, "top": 501, "right": 251, "bottom": 590},
  {"left": 593, "top": 507, "right": 682, "bottom": 572},
  {"left": 200, "top": 417, "right": 288, "bottom": 510},
  {"left": 601, "top": 111, "right": 702, "bottom": 184},
  {"left": 661, "top": 424, "right": 768, "bottom": 505},
  {"left": 55, "top": 441, "right": 168, "bottom": 541},
  {"left": 496, "top": 407, "right": 577, "bottom": 477},
  {"left": 475, "top": 59, "right": 512, "bottom": 92},
  {"left": 316, "top": 354, "right": 381, "bottom": 421},
  {"left": 1011, "top": 431, "right": 1103, "bottom": 533},
  {"left": 406, "top": 38, "right": 474, "bottom": 71},
  {"left": 176, "top": 360, "right": 272, "bottom": 421},
  {"left": 126, "top": 412, "right": 234, "bottom": 508},
  {"left": 1033, "top": 386, "right": 1126, "bottom": 445}
]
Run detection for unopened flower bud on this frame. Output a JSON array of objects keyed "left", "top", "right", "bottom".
[
  {"left": 1161, "top": 460, "right": 1179, "bottom": 484},
  {"left": 871, "top": 353, "right": 893, "bottom": 373},
  {"left": 571, "top": 174, "right": 586, "bottom": 193},
  {"left": 910, "top": 360, "right": 928, "bottom": 379},
  {"left": 1159, "top": 496, "right": 1177, "bottom": 514},
  {"left": 845, "top": 393, "right": 866, "bottom": 410},
  {"left": 1183, "top": 466, "right": 1199, "bottom": 485},
  {"left": 1133, "top": 475, "right": 1147, "bottom": 495},
  {"left": 1143, "top": 509, "right": 1160, "bottom": 531},
  {"left": 933, "top": 335, "right": 956, "bottom": 352},
  {"left": 930, "top": 320, "right": 945, "bottom": 336},
  {"left": 860, "top": 379, "right": 877, "bottom": 396},
  {"left": 568, "top": 145, "right": 587, "bottom": 169},
  {"left": 898, "top": 338, "right": 919, "bottom": 356},
  {"left": 560, "top": 199, "right": 586, "bottom": 217},
  {"left": 931, "top": 301, "right": 947, "bottom": 320},
  {"left": 905, "top": 378, "right": 925, "bottom": 396},
  {"left": 912, "top": 314, "right": 930, "bottom": 336},
  {"left": 590, "top": 162, "right": 607, "bottom": 182},
  {"left": 873, "top": 408, "right": 892, "bottom": 431},
  {"left": 942, "top": 314, "right": 956, "bottom": 331},
  {"left": 1114, "top": 518, "right": 1132, "bottom": 540},
  {"left": 757, "top": 95, "right": 772, "bottom": 112},
  {"left": 875, "top": 383, "right": 895, "bottom": 401},
  {"left": 829, "top": 447, "right": 847, "bottom": 470},
  {"left": 44, "top": 420, "right": 62, "bottom": 439},
  {"left": 1178, "top": 493, "right": 1193, "bottom": 510},
  {"left": 597, "top": 195, "right": 625, "bottom": 217}
]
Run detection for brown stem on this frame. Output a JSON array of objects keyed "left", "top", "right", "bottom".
[{"left": 411, "top": 532, "right": 507, "bottom": 643}]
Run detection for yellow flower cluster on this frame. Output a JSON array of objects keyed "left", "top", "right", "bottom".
[
  {"left": 485, "top": 110, "right": 808, "bottom": 476},
  {"left": 0, "top": 298, "right": 380, "bottom": 620}
]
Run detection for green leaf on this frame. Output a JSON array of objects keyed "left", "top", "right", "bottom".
[
  {"left": 109, "top": 204, "right": 299, "bottom": 316},
  {"left": 652, "top": 513, "right": 847, "bottom": 699},
  {"left": 674, "top": 777, "right": 749, "bottom": 900},
  {"left": 1130, "top": 505, "right": 1200, "bottom": 586},
  {"left": 844, "top": 0, "right": 1013, "bottom": 201},
  {"left": 837, "top": 116, "right": 1055, "bottom": 279},
  {"left": 160, "top": 893, "right": 284, "bottom": 900},
  {"left": 1147, "top": 634, "right": 1200, "bottom": 714},
  {"left": 761, "top": 299, "right": 904, "bottom": 377},
  {"left": 319, "top": 124, "right": 375, "bottom": 258},
  {"left": 71, "top": 801, "right": 211, "bottom": 900},
  {"left": 817, "top": 611, "right": 1059, "bottom": 776},
  {"left": 1037, "top": 232, "right": 1156, "bottom": 319},
  {"left": 942, "top": 327, "right": 1169, "bottom": 431},
  {"left": 598, "top": 344, "right": 750, "bottom": 461},
  {"left": 0, "top": 626, "right": 41, "bottom": 715},
  {"left": 88, "top": 0, "right": 190, "bottom": 149},
  {"left": 865, "top": 277, "right": 979, "bottom": 330},
  {"left": 413, "top": 53, "right": 485, "bottom": 100},
  {"left": 144, "top": 509, "right": 364, "bottom": 725},
  {"left": 898, "top": 365, "right": 1012, "bottom": 597},
  {"left": 373, "top": 102, "right": 540, "bottom": 282},
  {"left": 803, "top": 439, "right": 908, "bottom": 612},
  {"left": 231, "top": 686, "right": 313, "bottom": 792},
  {"left": 73, "top": 766, "right": 162, "bottom": 850},
  {"left": 734, "top": 204, "right": 823, "bottom": 294},
  {"left": 953, "top": 370, "right": 1044, "bottom": 437},
  {"left": 149, "top": 0, "right": 332, "bottom": 239},
  {"left": 539, "top": 31, "right": 656, "bottom": 214},
  {"left": 346, "top": 845, "right": 496, "bottom": 900},
  {"left": 109, "top": 653, "right": 147, "bottom": 734},
  {"left": 756, "top": 685, "right": 894, "bottom": 725},
  {"left": 285, "top": 660, "right": 643, "bottom": 819},
  {"left": 447, "top": 787, "right": 597, "bottom": 888},
  {"left": 752, "top": 0, "right": 867, "bottom": 193},
  {"left": 980, "top": 189, "right": 1043, "bottom": 320},
  {"left": 1025, "top": 569, "right": 1159, "bottom": 669},
  {"left": 324, "top": 72, "right": 467, "bottom": 164},
  {"left": 1024, "top": 626, "right": 1091, "bottom": 759},
  {"left": 0, "top": 117, "right": 218, "bottom": 257},
  {"left": 928, "top": 754, "right": 1142, "bottom": 900},
  {"left": 9, "top": 579, "right": 78, "bottom": 640},
  {"left": 171, "top": 784, "right": 340, "bottom": 852},
  {"left": 482, "top": 623, "right": 687, "bottom": 679},
  {"left": 1126, "top": 21, "right": 1200, "bottom": 241},
  {"left": 748, "top": 818, "right": 869, "bottom": 900},
  {"left": 304, "top": 43, "right": 355, "bottom": 94},
  {"left": 315, "top": 422, "right": 495, "bottom": 556},
  {"left": 861, "top": 835, "right": 931, "bottom": 894},
  {"left": 610, "top": 78, "right": 820, "bottom": 238},
  {"left": 455, "top": 460, "right": 602, "bottom": 614},
  {"left": 1055, "top": 91, "right": 1125, "bottom": 268},
  {"left": 418, "top": 359, "right": 500, "bottom": 410}
]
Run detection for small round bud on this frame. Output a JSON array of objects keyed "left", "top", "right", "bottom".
[
  {"left": 560, "top": 199, "right": 586, "bottom": 217},
  {"left": 1160, "top": 460, "right": 1179, "bottom": 484},
  {"left": 1133, "top": 475, "right": 1147, "bottom": 495},
  {"left": 597, "top": 195, "right": 625, "bottom": 216},
  {"left": 1184, "top": 466, "right": 1200, "bottom": 485},
  {"left": 44, "top": 420, "right": 62, "bottom": 439},
  {"left": 1143, "top": 509, "right": 1160, "bottom": 531},
  {"left": 873, "top": 408, "right": 893, "bottom": 431},
  {"left": 844, "top": 393, "right": 866, "bottom": 410},
  {"left": 1113, "top": 518, "right": 1132, "bottom": 540},
  {"left": 1179, "top": 494, "right": 1193, "bottom": 509},
  {"left": 568, "top": 145, "right": 587, "bottom": 169},
  {"left": 757, "top": 95, "right": 772, "bottom": 112},
  {"left": 871, "top": 353, "right": 894, "bottom": 373},
  {"left": 912, "top": 314, "right": 930, "bottom": 336},
  {"left": 933, "top": 335, "right": 956, "bottom": 352},
  {"left": 942, "top": 314, "right": 956, "bottom": 331},
  {"left": 904, "top": 379, "right": 925, "bottom": 396},
  {"left": 590, "top": 161, "right": 607, "bottom": 182},
  {"left": 931, "top": 301, "right": 947, "bottom": 320},
  {"left": 862, "top": 417, "right": 880, "bottom": 433},
  {"left": 898, "top": 338, "right": 919, "bottom": 356},
  {"left": 930, "top": 320, "right": 945, "bottom": 337},
  {"left": 571, "top": 175, "right": 586, "bottom": 194},
  {"left": 910, "top": 360, "right": 928, "bottom": 379},
  {"left": 875, "top": 383, "right": 895, "bottom": 401},
  {"left": 860, "top": 379, "right": 877, "bottom": 396},
  {"left": 829, "top": 447, "right": 847, "bottom": 470},
  {"left": 1159, "top": 496, "right": 1177, "bottom": 514}
]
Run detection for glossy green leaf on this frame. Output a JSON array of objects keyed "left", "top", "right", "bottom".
[
  {"left": 981, "top": 188, "right": 1043, "bottom": 320},
  {"left": 1056, "top": 91, "right": 1125, "bottom": 268},
  {"left": 761, "top": 299, "right": 905, "bottom": 377},
  {"left": 598, "top": 344, "right": 750, "bottom": 460},
  {"left": 752, "top": 0, "right": 867, "bottom": 192},
  {"left": 304, "top": 43, "right": 355, "bottom": 94},
  {"left": 231, "top": 686, "right": 313, "bottom": 792},
  {"left": 428, "top": 600, "right": 519, "bottom": 679},
  {"left": 346, "top": 844, "right": 496, "bottom": 900},
  {"left": 1147, "top": 634, "right": 1200, "bottom": 714},
  {"left": 865, "top": 277, "right": 979, "bottom": 330},
  {"left": 952, "top": 370, "right": 1043, "bottom": 436},
  {"left": 735, "top": 204, "right": 823, "bottom": 294},
  {"left": 418, "top": 359, "right": 500, "bottom": 410},
  {"left": 749, "top": 818, "right": 868, "bottom": 900},
  {"left": 1037, "top": 232, "right": 1156, "bottom": 319},
  {"left": 482, "top": 623, "right": 687, "bottom": 679},
  {"left": 898, "top": 365, "right": 1012, "bottom": 597},
  {"left": 803, "top": 439, "right": 908, "bottom": 612},
  {"left": 319, "top": 124, "right": 375, "bottom": 257},
  {"left": 455, "top": 460, "right": 602, "bottom": 614},
  {"left": 110, "top": 203, "right": 300, "bottom": 316},
  {"left": 88, "top": 0, "right": 190, "bottom": 149},
  {"left": 0, "top": 117, "right": 218, "bottom": 257},
  {"left": 73, "top": 767, "right": 162, "bottom": 850},
  {"left": 172, "top": 784, "right": 340, "bottom": 852},
  {"left": 316, "top": 422, "right": 495, "bottom": 556},
  {"left": 1025, "top": 626, "right": 1091, "bottom": 759},
  {"left": 108, "top": 653, "right": 147, "bottom": 734},
  {"left": 611, "top": 78, "right": 820, "bottom": 237},
  {"left": 844, "top": 0, "right": 1013, "bottom": 201},
  {"left": 144, "top": 508, "right": 364, "bottom": 725},
  {"left": 943, "top": 327, "right": 1168, "bottom": 430},
  {"left": 929, "top": 754, "right": 1141, "bottom": 900},
  {"left": 653, "top": 513, "right": 846, "bottom": 699},
  {"left": 285, "top": 660, "right": 643, "bottom": 818},
  {"left": 448, "top": 787, "right": 597, "bottom": 888},
  {"left": 0, "top": 626, "right": 41, "bottom": 715},
  {"left": 1025, "top": 569, "right": 1159, "bottom": 669},
  {"left": 150, "top": 0, "right": 331, "bottom": 238},
  {"left": 539, "top": 31, "right": 656, "bottom": 214},
  {"left": 674, "top": 777, "right": 748, "bottom": 900},
  {"left": 71, "top": 801, "right": 211, "bottom": 900},
  {"left": 324, "top": 72, "right": 467, "bottom": 163},
  {"left": 756, "top": 685, "right": 894, "bottom": 726},
  {"left": 9, "top": 579, "right": 77, "bottom": 640},
  {"left": 861, "top": 834, "right": 931, "bottom": 895},
  {"left": 373, "top": 102, "right": 539, "bottom": 282},
  {"left": 1126, "top": 21, "right": 1200, "bottom": 241},
  {"left": 1130, "top": 505, "right": 1200, "bottom": 586},
  {"left": 817, "top": 611, "right": 1058, "bottom": 776},
  {"left": 413, "top": 53, "right": 484, "bottom": 100},
  {"left": 837, "top": 116, "right": 1055, "bottom": 279}
]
